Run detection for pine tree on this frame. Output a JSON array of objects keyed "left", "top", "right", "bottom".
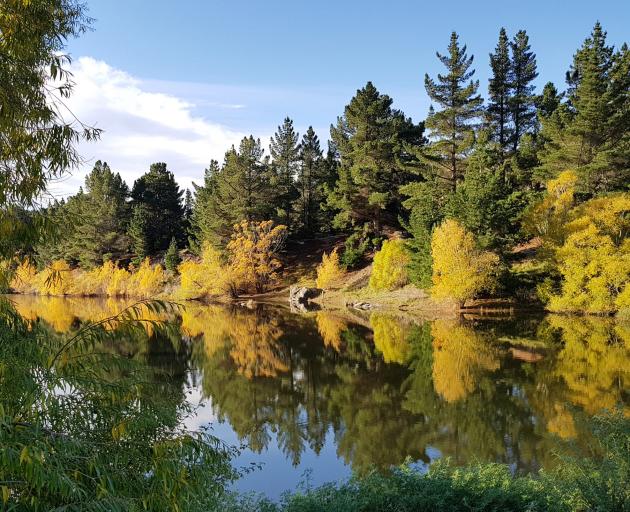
[
  {"left": 269, "top": 117, "right": 300, "bottom": 230},
  {"left": 200, "top": 137, "right": 273, "bottom": 246},
  {"left": 536, "top": 82, "right": 563, "bottom": 119},
  {"left": 128, "top": 203, "right": 151, "bottom": 263},
  {"left": 509, "top": 30, "right": 538, "bottom": 151},
  {"left": 130, "top": 162, "right": 185, "bottom": 253},
  {"left": 423, "top": 32, "right": 483, "bottom": 192},
  {"left": 189, "top": 160, "right": 219, "bottom": 249},
  {"left": 487, "top": 28, "right": 512, "bottom": 152},
  {"left": 538, "top": 23, "right": 629, "bottom": 193},
  {"left": 164, "top": 236, "right": 181, "bottom": 272},
  {"left": 327, "top": 82, "right": 423, "bottom": 232},
  {"left": 295, "top": 126, "right": 323, "bottom": 234}
]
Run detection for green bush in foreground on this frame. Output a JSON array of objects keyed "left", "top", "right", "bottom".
[{"left": 224, "top": 411, "right": 630, "bottom": 512}]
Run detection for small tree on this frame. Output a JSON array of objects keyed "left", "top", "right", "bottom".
[
  {"left": 316, "top": 247, "right": 346, "bottom": 289},
  {"left": 226, "top": 220, "right": 287, "bottom": 294},
  {"left": 369, "top": 239, "right": 410, "bottom": 291},
  {"left": 164, "top": 237, "right": 181, "bottom": 272},
  {"left": 431, "top": 219, "right": 499, "bottom": 307}
]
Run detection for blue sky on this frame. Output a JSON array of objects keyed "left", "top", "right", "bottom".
[{"left": 57, "top": 0, "right": 629, "bottom": 197}]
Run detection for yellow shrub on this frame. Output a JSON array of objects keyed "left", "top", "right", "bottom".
[
  {"left": 547, "top": 193, "right": 630, "bottom": 314},
  {"left": 128, "top": 258, "right": 166, "bottom": 298},
  {"left": 37, "top": 260, "right": 74, "bottom": 296},
  {"left": 177, "top": 244, "right": 228, "bottom": 300},
  {"left": 226, "top": 220, "right": 287, "bottom": 294},
  {"left": 369, "top": 239, "right": 410, "bottom": 291},
  {"left": 315, "top": 311, "right": 347, "bottom": 351},
  {"left": 10, "top": 258, "right": 38, "bottom": 293},
  {"left": 315, "top": 247, "right": 346, "bottom": 289},
  {"left": 431, "top": 219, "right": 499, "bottom": 305}
]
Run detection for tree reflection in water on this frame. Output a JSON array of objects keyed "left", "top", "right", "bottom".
[{"left": 8, "top": 294, "right": 630, "bottom": 476}]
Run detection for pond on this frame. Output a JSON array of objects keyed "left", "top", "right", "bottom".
[{"left": 6, "top": 294, "right": 630, "bottom": 499}]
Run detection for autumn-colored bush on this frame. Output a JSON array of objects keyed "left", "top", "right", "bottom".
[
  {"left": 226, "top": 220, "right": 287, "bottom": 294},
  {"left": 370, "top": 313, "right": 411, "bottom": 364},
  {"left": 10, "top": 258, "right": 38, "bottom": 293},
  {"left": 315, "top": 247, "right": 346, "bottom": 289},
  {"left": 127, "top": 258, "right": 166, "bottom": 298},
  {"left": 546, "top": 194, "right": 630, "bottom": 314},
  {"left": 369, "top": 239, "right": 410, "bottom": 291},
  {"left": 178, "top": 244, "right": 229, "bottom": 300},
  {"left": 431, "top": 219, "right": 500, "bottom": 306}
]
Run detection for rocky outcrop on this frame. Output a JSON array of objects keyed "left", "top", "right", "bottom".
[{"left": 289, "top": 286, "right": 322, "bottom": 311}]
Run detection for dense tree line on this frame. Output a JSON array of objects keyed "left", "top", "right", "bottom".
[{"left": 32, "top": 23, "right": 628, "bottom": 301}]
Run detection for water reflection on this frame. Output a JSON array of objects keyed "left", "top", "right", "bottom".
[{"left": 6, "top": 294, "right": 630, "bottom": 490}]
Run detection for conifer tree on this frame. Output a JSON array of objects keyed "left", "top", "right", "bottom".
[
  {"left": 537, "top": 82, "right": 563, "bottom": 119},
  {"left": 327, "top": 82, "right": 423, "bottom": 232},
  {"left": 130, "top": 162, "right": 184, "bottom": 254},
  {"left": 296, "top": 126, "right": 324, "bottom": 234},
  {"left": 128, "top": 203, "right": 151, "bottom": 262},
  {"left": 538, "top": 23, "right": 629, "bottom": 192},
  {"left": 189, "top": 160, "right": 219, "bottom": 249},
  {"left": 164, "top": 236, "right": 180, "bottom": 272},
  {"left": 423, "top": 32, "right": 483, "bottom": 192},
  {"left": 201, "top": 137, "right": 272, "bottom": 246},
  {"left": 488, "top": 28, "right": 512, "bottom": 152},
  {"left": 509, "top": 30, "right": 538, "bottom": 151},
  {"left": 269, "top": 117, "right": 300, "bottom": 230}
]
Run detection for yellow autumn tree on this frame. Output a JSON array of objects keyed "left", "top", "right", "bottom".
[
  {"left": 431, "top": 219, "right": 500, "bottom": 307},
  {"left": 315, "top": 311, "right": 348, "bottom": 352},
  {"left": 10, "top": 258, "right": 38, "bottom": 293},
  {"left": 548, "top": 194, "right": 630, "bottom": 314},
  {"left": 369, "top": 239, "right": 410, "bottom": 291},
  {"left": 127, "top": 258, "right": 166, "bottom": 298},
  {"left": 36, "top": 260, "right": 74, "bottom": 296},
  {"left": 178, "top": 244, "right": 228, "bottom": 300},
  {"left": 315, "top": 247, "right": 346, "bottom": 289},
  {"left": 226, "top": 220, "right": 287, "bottom": 294}
]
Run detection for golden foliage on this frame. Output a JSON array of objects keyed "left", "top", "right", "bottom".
[
  {"left": 10, "top": 258, "right": 38, "bottom": 293},
  {"left": 431, "top": 320, "right": 500, "bottom": 403},
  {"left": 37, "top": 260, "right": 74, "bottom": 296},
  {"left": 315, "top": 247, "right": 346, "bottom": 289},
  {"left": 370, "top": 313, "right": 411, "bottom": 364},
  {"left": 431, "top": 219, "right": 500, "bottom": 304},
  {"left": 226, "top": 220, "right": 287, "bottom": 294},
  {"left": 177, "top": 244, "right": 228, "bottom": 300},
  {"left": 315, "top": 311, "right": 348, "bottom": 352},
  {"left": 548, "top": 194, "right": 630, "bottom": 313},
  {"left": 523, "top": 170, "right": 578, "bottom": 247},
  {"left": 369, "top": 239, "right": 410, "bottom": 291}
]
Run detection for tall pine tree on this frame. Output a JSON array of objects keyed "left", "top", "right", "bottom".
[
  {"left": 509, "top": 30, "right": 538, "bottom": 151},
  {"left": 130, "top": 162, "right": 184, "bottom": 254},
  {"left": 269, "top": 117, "right": 300, "bottom": 230},
  {"left": 295, "top": 126, "right": 323, "bottom": 234},
  {"left": 422, "top": 32, "right": 483, "bottom": 192},
  {"left": 327, "top": 82, "right": 423, "bottom": 233},
  {"left": 487, "top": 28, "right": 512, "bottom": 152}
]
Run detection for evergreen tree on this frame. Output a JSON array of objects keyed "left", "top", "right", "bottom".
[
  {"left": 128, "top": 203, "right": 151, "bottom": 262},
  {"left": 509, "top": 30, "right": 538, "bottom": 151},
  {"left": 487, "top": 28, "right": 512, "bottom": 152},
  {"left": 269, "top": 117, "right": 300, "bottom": 230},
  {"left": 164, "top": 236, "right": 181, "bottom": 272},
  {"left": 327, "top": 82, "right": 423, "bottom": 232},
  {"left": 295, "top": 126, "right": 324, "bottom": 234},
  {"left": 189, "top": 160, "right": 220, "bottom": 249},
  {"left": 202, "top": 137, "right": 273, "bottom": 246},
  {"left": 422, "top": 32, "right": 483, "bottom": 192},
  {"left": 538, "top": 23, "right": 629, "bottom": 193},
  {"left": 130, "top": 162, "right": 184, "bottom": 253},
  {"left": 536, "top": 82, "right": 563, "bottom": 119},
  {"left": 36, "top": 161, "right": 131, "bottom": 267}
]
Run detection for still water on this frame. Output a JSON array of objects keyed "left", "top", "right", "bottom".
[{"left": 8, "top": 295, "right": 630, "bottom": 499}]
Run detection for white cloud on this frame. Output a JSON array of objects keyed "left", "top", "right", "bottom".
[{"left": 50, "top": 57, "right": 245, "bottom": 198}]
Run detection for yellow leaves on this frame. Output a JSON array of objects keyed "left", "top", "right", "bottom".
[
  {"left": 10, "top": 257, "right": 37, "bottom": 293},
  {"left": 1, "top": 485, "right": 9, "bottom": 505},
  {"left": 369, "top": 239, "right": 410, "bottom": 291},
  {"left": 316, "top": 311, "right": 348, "bottom": 352},
  {"left": 545, "top": 192, "right": 630, "bottom": 314},
  {"left": 226, "top": 220, "right": 287, "bottom": 294},
  {"left": 111, "top": 420, "right": 127, "bottom": 441},
  {"left": 177, "top": 244, "right": 228, "bottom": 300},
  {"left": 316, "top": 247, "right": 346, "bottom": 289},
  {"left": 431, "top": 219, "right": 499, "bottom": 304}
]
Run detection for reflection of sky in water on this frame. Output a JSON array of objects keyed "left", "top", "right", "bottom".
[{"left": 184, "top": 376, "right": 351, "bottom": 500}]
